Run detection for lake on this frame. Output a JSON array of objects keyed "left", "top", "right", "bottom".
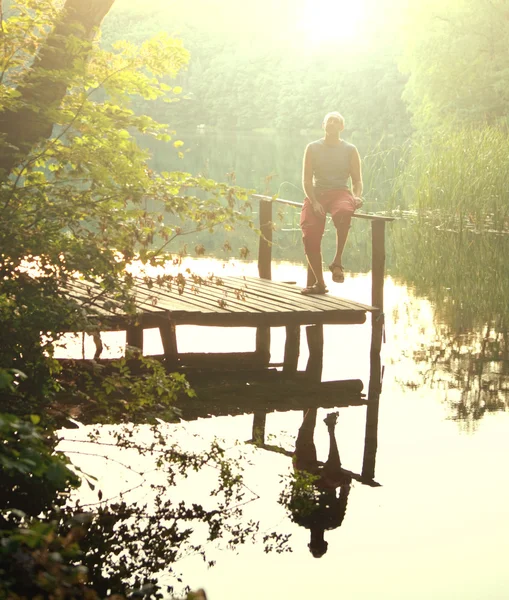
[{"left": 59, "top": 132, "right": 509, "bottom": 599}]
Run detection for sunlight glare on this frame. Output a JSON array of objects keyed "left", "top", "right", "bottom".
[{"left": 300, "top": 0, "right": 366, "bottom": 45}]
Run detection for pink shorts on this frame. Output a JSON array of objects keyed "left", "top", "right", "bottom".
[{"left": 300, "top": 189, "right": 356, "bottom": 253}]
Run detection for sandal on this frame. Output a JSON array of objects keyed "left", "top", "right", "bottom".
[
  {"left": 301, "top": 283, "right": 329, "bottom": 295},
  {"left": 329, "top": 263, "right": 344, "bottom": 283}
]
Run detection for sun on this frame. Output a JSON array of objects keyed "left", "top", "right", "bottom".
[{"left": 299, "top": 0, "right": 366, "bottom": 46}]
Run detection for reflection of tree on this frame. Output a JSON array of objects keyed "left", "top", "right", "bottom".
[
  {"left": 391, "top": 223, "right": 509, "bottom": 426},
  {"left": 401, "top": 326, "right": 509, "bottom": 428}
]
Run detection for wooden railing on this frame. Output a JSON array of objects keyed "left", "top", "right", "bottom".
[{"left": 251, "top": 194, "right": 396, "bottom": 353}]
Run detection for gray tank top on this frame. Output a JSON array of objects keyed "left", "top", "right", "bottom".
[{"left": 308, "top": 138, "right": 356, "bottom": 191}]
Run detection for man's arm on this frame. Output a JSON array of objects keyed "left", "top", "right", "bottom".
[
  {"left": 350, "top": 148, "right": 363, "bottom": 202},
  {"left": 302, "top": 145, "right": 325, "bottom": 215}
]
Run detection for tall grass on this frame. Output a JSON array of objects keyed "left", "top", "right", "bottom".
[{"left": 389, "top": 127, "right": 509, "bottom": 231}]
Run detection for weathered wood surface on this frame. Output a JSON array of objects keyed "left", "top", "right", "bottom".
[
  {"left": 251, "top": 194, "right": 397, "bottom": 222},
  {"left": 61, "top": 275, "right": 375, "bottom": 330},
  {"left": 176, "top": 377, "right": 366, "bottom": 420}
]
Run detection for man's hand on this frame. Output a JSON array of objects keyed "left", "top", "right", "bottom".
[
  {"left": 311, "top": 200, "right": 325, "bottom": 216},
  {"left": 353, "top": 196, "right": 363, "bottom": 210}
]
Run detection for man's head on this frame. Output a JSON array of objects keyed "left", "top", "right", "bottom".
[
  {"left": 323, "top": 111, "right": 345, "bottom": 135},
  {"left": 308, "top": 539, "right": 328, "bottom": 558}
]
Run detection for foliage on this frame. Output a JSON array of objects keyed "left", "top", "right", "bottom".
[
  {"left": 0, "top": 3, "right": 287, "bottom": 597},
  {"left": 0, "top": 0, "right": 253, "bottom": 406},
  {"left": 0, "top": 412, "right": 81, "bottom": 524},
  {"left": 278, "top": 469, "right": 321, "bottom": 521},
  {"left": 60, "top": 353, "right": 196, "bottom": 424},
  {"left": 401, "top": 0, "right": 509, "bottom": 130},
  {"left": 0, "top": 413, "right": 290, "bottom": 598}
]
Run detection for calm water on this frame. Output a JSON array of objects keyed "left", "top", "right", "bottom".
[{"left": 59, "top": 132, "right": 509, "bottom": 599}]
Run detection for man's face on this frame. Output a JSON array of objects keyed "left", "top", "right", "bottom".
[{"left": 323, "top": 114, "right": 343, "bottom": 135}]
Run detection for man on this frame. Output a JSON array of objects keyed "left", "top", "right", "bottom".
[{"left": 300, "top": 112, "right": 363, "bottom": 295}]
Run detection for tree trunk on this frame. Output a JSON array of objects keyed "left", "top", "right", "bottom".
[{"left": 0, "top": 0, "right": 116, "bottom": 178}]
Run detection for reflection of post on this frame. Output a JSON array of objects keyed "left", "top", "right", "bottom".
[
  {"left": 362, "top": 320, "right": 383, "bottom": 480},
  {"left": 305, "top": 324, "right": 324, "bottom": 382},
  {"left": 363, "top": 219, "right": 385, "bottom": 481},
  {"left": 251, "top": 411, "right": 267, "bottom": 445},
  {"left": 256, "top": 199, "right": 272, "bottom": 362}
]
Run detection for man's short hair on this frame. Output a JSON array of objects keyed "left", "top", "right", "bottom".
[{"left": 323, "top": 112, "right": 345, "bottom": 127}]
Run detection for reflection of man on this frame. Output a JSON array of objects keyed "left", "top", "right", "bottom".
[
  {"left": 291, "top": 409, "right": 352, "bottom": 557},
  {"left": 300, "top": 112, "right": 363, "bottom": 295}
]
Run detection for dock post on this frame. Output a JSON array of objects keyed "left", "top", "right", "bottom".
[
  {"left": 283, "top": 325, "right": 300, "bottom": 374},
  {"left": 257, "top": 199, "right": 273, "bottom": 280},
  {"left": 371, "top": 220, "right": 386, "bottom": 354},
  {"left": 159, "top": 317, "right": 178, "bottom": 370},
  {"left": 126, "top": 322, "right": 143, "bottom": 355},
  {"left": 256, "top": 198, "right": 273, "bottom": 363},
  {"left": 305, "top": 324, "right": 324, "bottom": 381}
]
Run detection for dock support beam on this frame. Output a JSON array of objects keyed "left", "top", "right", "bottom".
[
  {"left": 305, "top": 324, "right": 323, "bottom": 381},
  {"left": 283, "top": 325, "right": 300, "bottom": 374},
  {"left": 256, "top": 199, "right": 273, "bottom": 363},
  {"left": 126, "top": 323, "right": 143, "bottom": 355},
  {"left": 371, "top": 220, "right": 385, "bottom": 354},
  {"left": 159, "top": 318, "right": 178, "bottom": 370},
  {"left": 257, "top": 199, "right": 273, "bottom": 280}
]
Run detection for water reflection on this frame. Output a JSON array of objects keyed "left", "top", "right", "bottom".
[
  {"left": 390, "top": 222, "right": 509, "bottom": 427},
  {"left": 289, "top": 409, "right": 351, "bottom": 558}
]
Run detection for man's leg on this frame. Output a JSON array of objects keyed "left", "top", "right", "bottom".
[
  {"left": 305, "top": 250, "right": 325, "bottom": 288},
  {"left": 301, "top": 200, "right": 326, "bottom": 290},
  {"left": 331, "top": 216, "right": 351, "bottom": 269},
  {"left": 323, "top": 412, "right": 342, "bottom": 480},
  {"left": 294, "top": 409, "right": 319, "bottom": 473}
]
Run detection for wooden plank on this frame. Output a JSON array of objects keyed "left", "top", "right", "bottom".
[
  {"left": 130, "top": 284, "right": 235, "bottom": 315},
  {"left": 177, "top": 377, "right": 366, "bottom": 419},
  {"left": 225, "top": 276, "right": 375, "bottom": 312},
  {"left": 251, "top": 194, "right": 396, "bottom": 221},
  {"left": 178, "top": 351, "right": 269, "bottom": 369},
  {"left": 216, "top": 277, "right": 329, "bottom": 313},
  {"left": 161, "top": 309, "right": 367, "bottom": 327},
  {"left": 65, "top": 280, "right": 163, "bottom": 315},
  {"left": 140, "top": 277, "right": 293, "bottom": 314}
]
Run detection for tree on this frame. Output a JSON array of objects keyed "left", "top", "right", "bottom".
[
  {"left": 0, "top": 0, "right": 252, "bottom": 405},
  {"left": 401, "top": 0, "right": 509, "bottom": 130},
  {"left": 0, "top": 0, "right": 116, "bottom": 177},
  {"left": 0, "top": 2, "right": 279, "bottom": 596}
]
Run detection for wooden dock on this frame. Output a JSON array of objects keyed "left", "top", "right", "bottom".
[
  {"left": 63, "top": 274, "right": 374, "bottom": 367},
  {"left": 61, "top": 194, "right": 394, "bottom": 369}
]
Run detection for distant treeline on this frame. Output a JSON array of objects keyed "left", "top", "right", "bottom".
[{"left": 100, "top": 3, "right": 411, "bottom": 137}]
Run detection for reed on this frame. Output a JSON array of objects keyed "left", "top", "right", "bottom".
[{"left": 389, "top": 127, "right": 509, "bottom": 231}]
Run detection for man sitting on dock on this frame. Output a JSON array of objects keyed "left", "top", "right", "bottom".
[{"left": 300, "top": 112, "right": 363, "bottom": 295}]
